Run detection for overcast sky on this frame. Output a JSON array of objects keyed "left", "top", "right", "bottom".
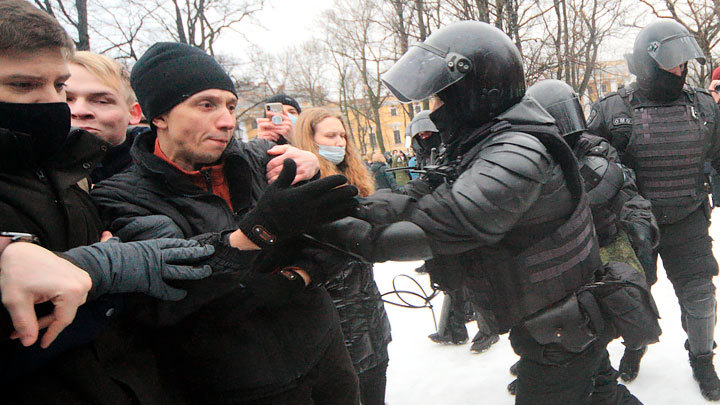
[{"left": 215, "top": 0, "right": 332, "bottom": 55}]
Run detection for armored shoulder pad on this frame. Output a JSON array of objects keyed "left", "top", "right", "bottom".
[
  {"left": 478, "top": 131, "right": 553, "bottom": 182},
  {"left": 599, "top": 91, "right": 621, "bottom": 102}
]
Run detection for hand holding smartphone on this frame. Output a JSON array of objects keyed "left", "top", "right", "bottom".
[{"left": 265, "top": 102, "right": 284, "bottom": 125}]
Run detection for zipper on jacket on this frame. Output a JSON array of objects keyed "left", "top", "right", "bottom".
[{"left": 201, "top": 169, "right": 213, "bottom": 194}]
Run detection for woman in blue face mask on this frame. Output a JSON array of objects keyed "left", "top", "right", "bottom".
[{"left": 293, "top": 108, "right": 391, "bottom": 405}]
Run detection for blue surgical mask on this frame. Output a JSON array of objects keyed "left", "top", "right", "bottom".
[
  {"left": 287, "top": 113, "right": 298, "bottom": 125},
  {"left": 317, "top": 144, "right": 346, "bottom": 165}
]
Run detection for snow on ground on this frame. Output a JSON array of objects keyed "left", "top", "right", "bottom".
[{"left": 375, "top": 209, "right": 720, "bottom": 405}]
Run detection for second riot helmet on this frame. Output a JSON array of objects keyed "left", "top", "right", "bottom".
[
  {"left": 382, "top": 21, "right": 525, "bottom": 138},
  {"left": 626, "top": 20, "right": 705, "bottom": 101},
  {"left": 526, "top": 79, "right": 586, "bottom": 138}
]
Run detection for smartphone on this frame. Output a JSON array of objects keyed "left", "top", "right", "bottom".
[{"left": 265, "top": 102, "right": 284, "bottom": 125}]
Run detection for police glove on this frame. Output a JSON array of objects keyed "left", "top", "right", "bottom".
[
  {"left": 295, "top": 246, "right": 350, "bottom": 286},
  {"left": 239, "top": 159, "right": 358, "bottom": 249},
  {"left": 625, "top": 222, "right": 656, "bottom": 285},
  {"left": 60, "top": 238, "right": 214, "bottom": 301}
]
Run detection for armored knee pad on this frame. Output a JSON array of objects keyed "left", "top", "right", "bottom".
[{"left": 675, "top": 277, "right": 717, "bottom": 319}]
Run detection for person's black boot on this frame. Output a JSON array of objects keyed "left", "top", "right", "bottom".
[
  {"left": 427, "top": 330, "right": 468, "bottom": 344},
  {"left": 509, "top": 360, "right": 519, "bottom": 376},
  {"left": 507, "top": 379, "right": 517, "bottom": 395},
  {"left": 618, "top": 346, "right": 646, "bottom": 382},
  {"left": 689, "top": 352, "right": 720, "bottom": 401},
  {"left": 470, "top": 332, "right": 499, "bottom": 353}
]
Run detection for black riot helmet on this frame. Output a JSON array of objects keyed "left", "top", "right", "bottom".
[
  {"left": 626, "top": 20, "right": 705, "bottom": 101},
  {"left": 382, "top": 21, "right": 525, "bottom": 138},
  {"left": 526, "top": 80, "right": 586, "bottom": 138}
]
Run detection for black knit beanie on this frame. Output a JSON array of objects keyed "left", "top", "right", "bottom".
[
  {"left": 265, "top": 93, "right": 302, "bottom": 114},
  {"left": 131, "top": 42, "right": 237, "bottom": 121}
]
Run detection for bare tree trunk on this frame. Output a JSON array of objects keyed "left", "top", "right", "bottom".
[{"left": 76, "top": 0, "right": 89, "bottom": 50}]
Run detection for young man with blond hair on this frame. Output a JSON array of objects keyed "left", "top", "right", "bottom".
[{"left": 66, "top": 51, "right": 147, "bottom": 183}]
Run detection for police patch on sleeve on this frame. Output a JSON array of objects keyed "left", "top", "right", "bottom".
[
  {"left": 587, "top": 108, "right": 598, "bottom": 126},
  {"left": 612, "top": 117, "right": 632, "bottom": 126}
]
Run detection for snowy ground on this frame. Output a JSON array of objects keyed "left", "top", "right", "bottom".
[{"left": 375, "top": 210, "right": 720, "bottom": 405}]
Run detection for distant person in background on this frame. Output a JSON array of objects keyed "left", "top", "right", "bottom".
[
  {"left": 293, "top": 107, "right": 391, "bottom": 405},
  {"left": 370, "top": 152, "right": 399, "bottom": 191},
  {"left": 65, "top": 51, "right": 143, "bottom": 183},
  {"left": 392, "top": 150, "right": 410, "bottom": 186},
  {"left": 256, "top": 93, "right": 301, "bottom": 144},
  {"left": 708, "top": 66, "right": 720, "bottom": 104},
  {"left": 409, "top": 110, "right": 441, "bottom": 170}
]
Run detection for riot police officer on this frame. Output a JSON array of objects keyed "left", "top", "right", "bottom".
[
  {"left": 526, "top": 79, "right": 661, "bottom": 391},
  {"left": 588, "top": 20, "right": 720, "bottom": 401},
  {"left": 407, "top": 110, "right": 501, "bottom": 353},
  {"left": 408, "top": 110, "right": 441, "bottom": 170},
  {"left": 322, "top": 21, "right": 654, "bottom": 404}
]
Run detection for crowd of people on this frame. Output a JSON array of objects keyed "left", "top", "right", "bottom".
[{"left": 1, "top": 0, "right": 720, "bottom": 404}]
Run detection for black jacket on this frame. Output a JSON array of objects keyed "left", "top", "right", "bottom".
[
  {"left": 0, "top": 127, "right": 164, "bottom": 404},
  {"left": 358, "top": 97, "right": 599, "bottom": 332},
  {"left": 370, "top": 161, "right": 398, "bottom": 191},
  {"left": 90, "top": 126, "right": 144, "bottom": 184},
  {"left": 92, "top": 129, "right": 340, "bottom": 401},
  {"left": 324, "top": 259, "right": 391, "bottom": 374}
]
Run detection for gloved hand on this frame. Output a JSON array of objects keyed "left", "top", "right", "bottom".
[
  {"left": 625, "top": 222, "right": 656, "bottom": 286},
  {"left": 60, "top": 238, "right": 214, "bottom": 301},
  {"left": 239, "top": 159, "right": 358, "bottom": 248},
  {"left": 295, "top": 246, "right": 351, "bottom": 286}
]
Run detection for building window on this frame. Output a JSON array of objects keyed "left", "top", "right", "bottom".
[
  {"left": 370, "top": 133, "right": 377, "bottom": 148},
  {"left": 414, "top": 104, "right": 421, "bottom": 113},
  {"left": 390, "top": 107, "right": 398, "bottom": 116},
  {"left": 393, "top": 129, "right": 402, "bottom": 144}
]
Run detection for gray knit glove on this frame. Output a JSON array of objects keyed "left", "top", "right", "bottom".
[{"left": 60, "top": 238, "right": 214, "bottom": 301}]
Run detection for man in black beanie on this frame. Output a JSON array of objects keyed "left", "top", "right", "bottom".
[
  {"left": 92, "top": 42, "right": 362, "bottom": 404},
  {"left": 257, "top": 93, "right": 302, "bottom": 144}
]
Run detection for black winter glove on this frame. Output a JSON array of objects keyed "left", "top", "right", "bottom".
[
  {"left": 60, "top": 238, "right": 214, "bottom": 301},
  {"left": 295, "top": 247, "right": 351, "bottom": 286},
  {"left": 239, "top": 159, "right": 359, "bottom": 248},
  {"left": 625, "top": 222, "right": 656, "bottom": 286}
]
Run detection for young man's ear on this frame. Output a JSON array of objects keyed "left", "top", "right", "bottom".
[
  {"left": 129, "top": 102, "right": 143, "bottom": 125},
  {"left": 152, "top": 114, "right": 168, "bottom": 130}
]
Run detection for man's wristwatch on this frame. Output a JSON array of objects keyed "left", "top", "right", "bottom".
[{"left": 0, "top": 232, "right": 40, "bottom": 255}]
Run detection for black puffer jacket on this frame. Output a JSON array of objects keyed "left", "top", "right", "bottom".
[
  {"left": 324, "top": 259, "right": 391, "bottom": 374},
  {"left": 92, "top": 129, "right": 340, "bottom": 402}
]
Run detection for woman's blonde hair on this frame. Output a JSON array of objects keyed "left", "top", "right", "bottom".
[{"left": 293, "top": 108, "right": 375, "bottom": 197}]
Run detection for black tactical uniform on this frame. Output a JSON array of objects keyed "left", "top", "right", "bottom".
[
  {"left": 321, "top": 21, "right": 657, "bottom": 404},
  {"left": 407, "top": 110, "right": 500, "bottom": 351},
  {"left": 588, "top": 20, "right": 720, "bottom": 401},
  {"left": 527, "top": 79, "right": 661, "bottom": 389}
]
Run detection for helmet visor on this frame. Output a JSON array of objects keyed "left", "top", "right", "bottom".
[
  {"left": 544, "top": 97, "right": 587, "bottom": 137},
  {"left": 648, "top": 34, "right": 706, "bottom": 70},
  {"left": 381, "top": 43, "right": 471, "bottom": 103}
]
